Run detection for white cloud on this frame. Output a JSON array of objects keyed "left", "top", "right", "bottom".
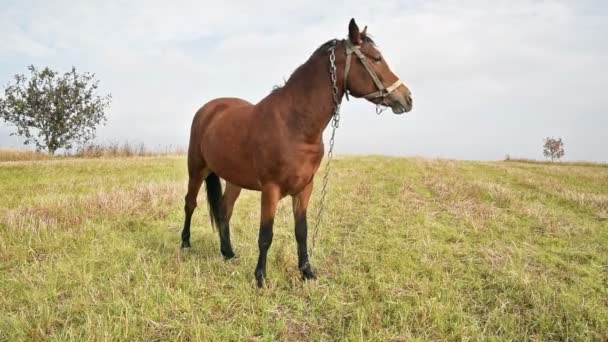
[{"left": 0, "top": 0, "right": 607, "bottom": 161}]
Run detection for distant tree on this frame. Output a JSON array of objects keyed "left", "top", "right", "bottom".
[
  {"left": 543, "top": 137, "right": 565, "bottom": 162},
  {"left": 0, "top": 65, "right": 111, "bottom": 155}
]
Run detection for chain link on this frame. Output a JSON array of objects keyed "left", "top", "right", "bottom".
[{"left": 309, "top": 40, "right": 341, "bottom": 259}]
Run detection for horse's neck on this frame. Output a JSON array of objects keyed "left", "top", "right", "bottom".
[{"left": 273, "top": 53, "right": 343, "bottom": 144}]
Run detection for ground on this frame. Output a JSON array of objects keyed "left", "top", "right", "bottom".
[{"left": 0, "top": 155, "right": 607, "bottom": 340}]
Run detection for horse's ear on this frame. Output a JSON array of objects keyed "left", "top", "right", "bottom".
[
  {"left": 361, "top": 25, "right": 368, "bottom": 38},
  {"left": 348, "top": 18, "right": 362, "bottom": 45}
]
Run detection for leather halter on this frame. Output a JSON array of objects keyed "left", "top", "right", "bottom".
[{"left": 343, "top": 40, "right": 403, "bottom": 101}]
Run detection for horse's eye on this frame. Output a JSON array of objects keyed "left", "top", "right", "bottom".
[{"left": 373, "top": 56, "right": 383, "bottom": 63}]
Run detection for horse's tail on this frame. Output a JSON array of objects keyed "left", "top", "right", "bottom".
[{"left": 204, "top": 173, "right": 223, "bottom": 230}]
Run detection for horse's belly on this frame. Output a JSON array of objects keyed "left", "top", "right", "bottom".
[
  {"left": 203, "top": 144, "right": 261, "bottom": 191},
  {"left": 221, "top": 172, "right": 262, "bottom": 191}
]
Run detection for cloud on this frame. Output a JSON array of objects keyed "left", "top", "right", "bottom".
[{"left": 0, "top": 0, "right": 607, "bottom": 161}]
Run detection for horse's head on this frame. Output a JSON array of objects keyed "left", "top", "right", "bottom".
[{"left": 340, "top": 18, "right": 413, "bottom": 114}]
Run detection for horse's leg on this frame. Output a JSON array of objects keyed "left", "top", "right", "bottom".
[
  {"left": 254, "top": 184, "right": 281, "bottom": 288},
  {"left": 219, "top": 182, "right": 241, "bottom": 259},
  {"left": 292, "top": 181, "right": 316, "bottom": 280},
  {"left": 181, "top": 166, "right": 207, "bottom": 248}
]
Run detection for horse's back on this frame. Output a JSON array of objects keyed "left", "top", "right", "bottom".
[
  {"left": 188, "top": 97, "right": 262, "bottom": 189},
  {"left": 192, "top": 97, "right": 252, "bottom": 126},
  {"left": 204, "top": 97, "right": 253, "bottom": 112},
  {"left": 190, "top": 97, "right": 253, "bottom": 144}
]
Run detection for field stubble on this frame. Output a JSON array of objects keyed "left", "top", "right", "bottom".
[{"left": 0, "top": 155, "right": 607, "bottom": 340}]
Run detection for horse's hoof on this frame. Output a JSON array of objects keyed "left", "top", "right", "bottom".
[
  {"left": 221, "top": 250, "right": 236, "bottom": 260},
  {"left": 223, "top": 252, "right": 237, "bottom": 260},
  {"left": 181, "top": 241, "right": 191, "bottom": 248},
  {"left": 300, "top": 262, "right": 316, "bottom": 280},
  {"left": 302, "top": 269, "right": 316, "bottom": 281},
  {"left": 255, "top": 271, "right": 265, "bottom": 288}
]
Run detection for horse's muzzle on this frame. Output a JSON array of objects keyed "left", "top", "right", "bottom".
[{"left": 388, "top": 94, "right": 413, "bottom": 114}]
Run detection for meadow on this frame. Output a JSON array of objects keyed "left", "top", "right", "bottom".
[{"left": 0, "top": 153, "right": 607, "bottom": 340}]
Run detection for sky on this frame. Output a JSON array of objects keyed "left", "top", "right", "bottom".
[{"left": 1, "top": 0, "right": 607, "bottom": 161}]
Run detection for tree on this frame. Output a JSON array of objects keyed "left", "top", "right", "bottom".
[
  {"left": 0, "top": 65, "right": 111, "bottom": 155},
  {"left": 543, "top": 137, "right": 565, "bottom": 162}
]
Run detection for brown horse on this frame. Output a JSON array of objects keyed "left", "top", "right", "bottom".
[{"left": 182, "top": 18, "right": 412, "bottom": 287}]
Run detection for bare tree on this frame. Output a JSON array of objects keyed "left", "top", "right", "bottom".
[{"left": 543, "top": 137, "right": 565, "bottom": 162}]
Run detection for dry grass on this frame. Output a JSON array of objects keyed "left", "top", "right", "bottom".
[
  {"left": 0, "top": 143, "right": 185, "bottom": 162},
  {"left": 73, "top": 142, "right": 185, "bottom": 158},
  {"left": 504, "top": 157, "right": 608, "bottom": 168},
  {"left": 0, "top": 149, "right": 52, "bottom": 162},
  {"left": 3, "top": 182, "right": 182, "bottom": 232},
  {"left": 0, "top": 155, "right": 607, "bottom": 340}
]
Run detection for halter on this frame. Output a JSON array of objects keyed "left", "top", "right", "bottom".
[{"left": 343, "top": 39, "right": 403, "bottom": 103}]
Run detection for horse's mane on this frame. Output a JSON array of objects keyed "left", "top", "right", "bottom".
[
  {"left": 312, "top": 35, "right": 375, "bottom": 55},
  {"left": 271, "top": 35, "right": 376, "bottom": 93}
]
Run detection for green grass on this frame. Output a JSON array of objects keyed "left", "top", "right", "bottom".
[{"left": 1, "top": 155, "right": 607, "bottom": 340}]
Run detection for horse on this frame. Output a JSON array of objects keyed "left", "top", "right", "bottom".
[{"left": 181, "top": 18, "right": 413, "bottom": 288}]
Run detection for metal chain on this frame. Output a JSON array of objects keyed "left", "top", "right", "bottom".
[
  {"left": 376, "top": 103, "right": 388, "bottom": 115},
  {"left": 309, "top": 40, "right": 341, "bottom": 259}
]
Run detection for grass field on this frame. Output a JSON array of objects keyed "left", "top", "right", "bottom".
[{"left": 1, "top": 154, "right": 607, "bottom": 340}]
